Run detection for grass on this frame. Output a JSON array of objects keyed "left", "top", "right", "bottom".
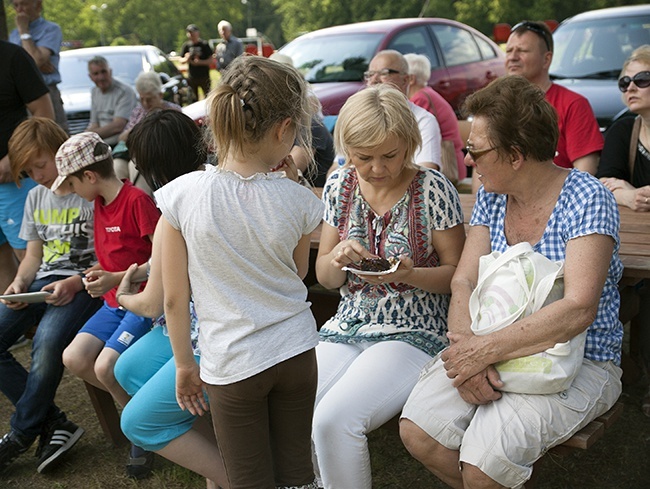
[{"left": 1, "top": 340, "right": 649, "bottom": 488}]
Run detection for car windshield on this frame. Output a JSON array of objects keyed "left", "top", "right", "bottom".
[
  {"left": 280, "top": 33, "right": 383, "bottom": 83},
  {"left": 59, "top": 52, "right": 146, "bottom": 90},
  {"left": 550, "top": 15, "right": 650, "bottom": 79}
]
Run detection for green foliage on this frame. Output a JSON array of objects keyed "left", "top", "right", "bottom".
[
  {"left": 3, "top": 0, "right": 650, "bottom": 49},
  {"left": 271, "top": 0, "right": 428, "bottom": 42}
]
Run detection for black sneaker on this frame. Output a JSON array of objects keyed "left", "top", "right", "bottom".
[
  {"left": 126, "top": 444, "right": 154, "bottom": 479},
  {"left": 36, "top": 419, "right": 84, "bottom": 473},
  {"left": 0, "top": 431, "right": 32, "bottom": 472}
]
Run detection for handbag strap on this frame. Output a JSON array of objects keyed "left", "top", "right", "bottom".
[
  {"left": 478, "top": 242, "right": 534, "bottom": 281},
  {"left": 470, "top": 243, "right": 536, "bottom": 333},
  {"left": 629, "top": 116, "right": 642, "bottom": 178}
]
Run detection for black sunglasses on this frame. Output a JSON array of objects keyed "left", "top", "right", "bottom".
[
  {"left": 511, "top": 21, "right": 551, "bottom": 52},
  {"left": 618, "top": 71, "right": 650, "bottom": 92}
]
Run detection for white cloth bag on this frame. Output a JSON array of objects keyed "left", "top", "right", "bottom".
[{"left": 469, "top": 242, "right": 586, "bottom": 394}]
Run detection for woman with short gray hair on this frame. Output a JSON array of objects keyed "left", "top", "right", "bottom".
[
  {"left": 112, "top": 71, "right": 182, "bottom": 194},
  {"left": 404, "top": 53, "right": 465, "bottom": 182}
]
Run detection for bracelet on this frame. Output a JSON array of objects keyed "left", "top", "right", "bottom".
[{"left": 115, "top": 291, "right": 130, "bottom": 310}]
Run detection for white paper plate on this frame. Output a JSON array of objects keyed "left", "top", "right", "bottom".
[
  {"left": 342, "top": 259, "right": 400, "bottom": 276},
  {"left": 0, "top": 291, "right": 53, "bottom": 303}
]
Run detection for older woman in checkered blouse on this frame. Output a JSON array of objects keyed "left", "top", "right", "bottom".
[{"left": 400, "top": 75, "right": 624, "bottom": 489}]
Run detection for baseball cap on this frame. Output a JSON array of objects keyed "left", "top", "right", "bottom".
[
  {"left": 52, "top": 132, "right": 111, "bottom": 195},
  {"left": 186, "top": 24, "right": 199, "bottom": 32}
]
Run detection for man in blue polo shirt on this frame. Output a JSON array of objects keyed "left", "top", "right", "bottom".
[{"left": 10, "top": 0, "right": 68, "bottom": 133}]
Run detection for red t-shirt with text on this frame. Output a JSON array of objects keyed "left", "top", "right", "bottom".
[{"left": 94, "top": 180, "right": 160, "bottom": 307}]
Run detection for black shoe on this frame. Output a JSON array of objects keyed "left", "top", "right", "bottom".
[
  {"left": 126, "top": 444, "right": 154, "bottom": 479},
  {"left": 36, "top": 419, "right": 84, "bottom": 473},
  {"left": 0, "top": 431, "right": 32, "bottom": 472}
]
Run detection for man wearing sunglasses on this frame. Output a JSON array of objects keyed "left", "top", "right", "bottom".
[
  {"left": 364, "top": 50, "right": 442, "bottom": 171},
  {"left": 472, "top": 21, "right": 603, "bottom": 193}
]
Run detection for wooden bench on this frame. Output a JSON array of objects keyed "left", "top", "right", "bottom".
[
  {"left": 83, "top": 382, "right": 128, "bottom": 446},
  {"left": 527, "top": 401, "right": 624, "bottom": 488},
  {"left": 378, "top": 401, "right": 623, "bottom": 487}
]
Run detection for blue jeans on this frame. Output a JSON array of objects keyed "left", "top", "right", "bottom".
[{"left": 0, "top": 275, "right": 102, "bottom": 441}]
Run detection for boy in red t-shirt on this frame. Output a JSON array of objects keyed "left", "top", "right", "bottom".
[{"left": 52, "top": 132, "right": 160, "bottom": 412}]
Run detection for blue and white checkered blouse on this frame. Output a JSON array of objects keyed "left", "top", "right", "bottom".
[{"left": 471, "top": 170, "right": 624, "bottom": 364}]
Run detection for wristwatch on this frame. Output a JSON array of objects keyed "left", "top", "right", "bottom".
[{"left": 20, "top": 33, "right": 32, "bottom": 41}]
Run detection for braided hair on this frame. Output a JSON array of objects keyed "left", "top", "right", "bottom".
[{"left": 207, "top": 55, "right": 313, "bottom": 165}]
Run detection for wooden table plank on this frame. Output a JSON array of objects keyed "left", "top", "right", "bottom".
[
  {"left": 310, "top": 191, "right": 650, "bottom": 280},
  {"left": 457, "top": 194, "right": 650, "bottom": 280}
]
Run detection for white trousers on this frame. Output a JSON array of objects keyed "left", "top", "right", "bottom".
[{"left": 312, "top": 340, "right": 432, "bottom": 489}]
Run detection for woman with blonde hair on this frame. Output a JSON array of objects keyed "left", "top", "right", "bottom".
[
  {"left": 313, "top": 84, "right": 466, "bottom": 488},
  {"left": 598, "top": 44, "right": 650, "bottom": 416}
]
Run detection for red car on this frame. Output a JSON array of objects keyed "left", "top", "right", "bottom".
[
  {"left": 183, "top": 18, "right": 505, "bottom": 129},
  {"left": 279, "top": 18, "right": 506, "bottom": 122}
]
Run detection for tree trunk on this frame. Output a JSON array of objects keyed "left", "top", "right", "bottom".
[{"left": 0, "top": 2, "right": 7, "bottom": 41}]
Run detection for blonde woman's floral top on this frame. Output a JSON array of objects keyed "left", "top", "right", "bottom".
[{"left": 319, "top": 167, "right": 463, "bottom": 356}]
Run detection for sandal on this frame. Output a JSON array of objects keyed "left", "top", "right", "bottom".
[{"left": 126, "top": 444, "right": 154, "bottom": 479}]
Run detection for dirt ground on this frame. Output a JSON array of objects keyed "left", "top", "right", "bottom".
[{"left": 1, "top": 340, "right": 649, "bottom": 488}]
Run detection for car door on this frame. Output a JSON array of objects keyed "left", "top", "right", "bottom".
[
  {"left": 428, "top": 23, "right": 501, "bottom": 112},
  {"left": 385, "top": 25, "right": 453, "bottom": 101}
]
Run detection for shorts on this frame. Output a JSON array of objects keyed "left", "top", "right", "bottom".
[
  {"left": 79, "top": 303, "right": 152, "bottom": 354},
  {"left": 401, "top": 355, "right": 622, "bottom": 488},
  {"left": 0, "top": 179, "right": 37, "bottom": 248}
]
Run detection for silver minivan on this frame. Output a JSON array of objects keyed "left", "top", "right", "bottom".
[{"left": 550, "top": 5, "right": 650, "bottom": 133}]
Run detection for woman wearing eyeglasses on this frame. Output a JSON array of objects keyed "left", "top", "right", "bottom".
[
  {"left": 598, "top": 45, "right": 650, "bottom": 418},
  {"left": 400, "top": 76, "right": 623, "bottom": 488}
]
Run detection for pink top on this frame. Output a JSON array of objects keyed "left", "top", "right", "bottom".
[{"left": 411, "top": 86, "right": 466, "bottom": 181}]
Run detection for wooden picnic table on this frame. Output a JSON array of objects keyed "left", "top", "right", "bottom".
[
  {"left": 455, "top": 193, "right": 650, "bottom": 282},
  {"left": 307, "top": 188, "right": 642, "bottom": 469},
  {"left": 310, "top": 191, "right": 650, "bottom": 282}
]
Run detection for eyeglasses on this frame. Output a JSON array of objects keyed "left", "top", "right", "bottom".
[
  {"left": 511, "top": 21, "right": 552, "bottom": 52},
  {"left": 363, "top": 68, "right": 403, "bottom": 80},
  {"left": 618, "top": 71, "right": 650, "bottom": 92},
  {"left": 465, "top": 144, "right": 497, "bottom": 162}
]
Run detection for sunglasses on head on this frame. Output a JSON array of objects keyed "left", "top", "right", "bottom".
[
  {"left": 618, "top": 71, "right": 650, "bottom": 92},
  {"left": 511, "top": 21, "right": 551, "bottom": 52}
]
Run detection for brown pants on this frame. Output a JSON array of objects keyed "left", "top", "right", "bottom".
[
  {"left": 189, "top": 76, "right": 211, "bottom": 100},
  {"left": 206, "top": 349, "right": 317, "bottom": 489}
]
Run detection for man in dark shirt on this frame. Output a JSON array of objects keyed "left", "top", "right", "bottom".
[
  {"left": 181, "top": 24, "right": 214, "bottom": 100},
  {"left": 0, "top": 40, "right": 54, "bottom": 293}
]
